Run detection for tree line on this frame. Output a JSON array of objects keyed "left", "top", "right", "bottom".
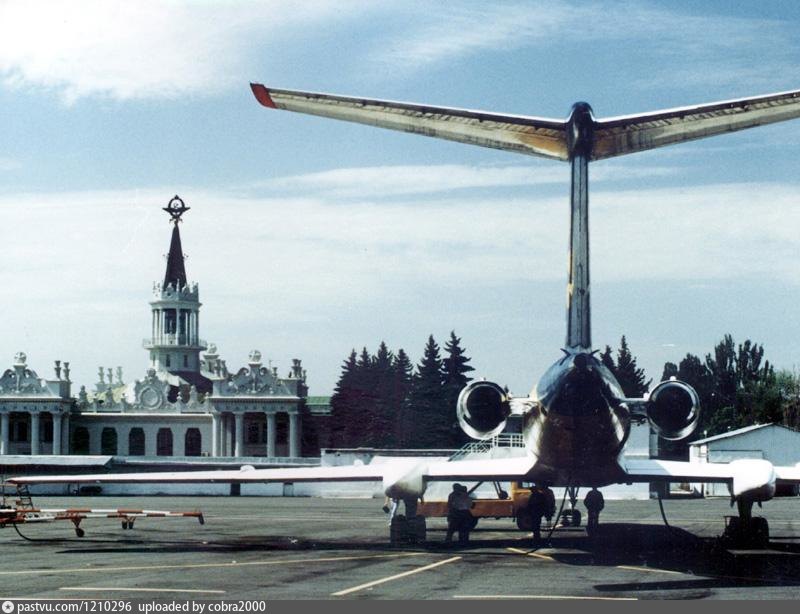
[
  {"left": 602, "top": 334, "right": 800, "bottom": 458},
  {"left": 329, "top": 332, "right": 474, "bottom": 449},
  {"left": 328, "top": 330, "right": 800, "bottom": 452}
]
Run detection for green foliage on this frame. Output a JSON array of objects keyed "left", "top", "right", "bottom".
[
  {"left": 442, "top": 331, "right": 475, "bottom": 447},
  {"left": 659, "top": 334, "right": 788, "bottom": 443},
  {"left": 602, "top": 336, "right": 649, "bottom": 397},
  {"left": 330, "top": 332, "right": 475, "bottom": 449},
  {"left": 408, "top": 335, "right": 446, "bottom": 448}
]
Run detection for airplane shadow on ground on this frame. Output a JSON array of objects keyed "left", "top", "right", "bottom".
[{"left": 39, "top": 522, "right": 800, "bottom": 592}]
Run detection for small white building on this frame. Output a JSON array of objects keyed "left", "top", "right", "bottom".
[{"left": 689, "top": 423, "right": 800, "bottom": 496}]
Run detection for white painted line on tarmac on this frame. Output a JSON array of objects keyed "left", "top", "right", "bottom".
[
  {"left": 454, "top": 595, "right": 637, "bottom": 601},
  {"left": 616, "top": 565, "right": 683, "bottom": 575},
  {"left": 506, "top": 547, "right": 555, "bottom": 561},
  {"left": 332, "top": 556, "right": 462, "bottom": 597},
  {"left": 60, "top": 587, "right": 226, "bottom": 594},
  {"left": 0, "top": 552, "right": 424, "bottom": 577}
]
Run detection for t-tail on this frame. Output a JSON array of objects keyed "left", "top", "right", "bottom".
[{"left": 565, "top": 103, "right": 594, "bottom": 351}]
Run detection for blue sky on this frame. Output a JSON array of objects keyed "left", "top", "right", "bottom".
[{"left": 1, "top": 1, "right": 799, "bottom": 396}]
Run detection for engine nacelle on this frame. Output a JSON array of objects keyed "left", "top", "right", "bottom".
[
  {"left": 457, "top": 380, "right": 511, "bottom": 440},
  {"left": 646, "top": 379, "right": 700, "bottom": 441}
]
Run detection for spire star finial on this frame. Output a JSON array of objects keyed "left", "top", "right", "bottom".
[{"left": 163, "top": 195, "right": 190, "bottom": 223}]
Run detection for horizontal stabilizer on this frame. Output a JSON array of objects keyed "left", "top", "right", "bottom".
[
  {"left": 252, "top": 84, "right": 800, "bottom": 162},
  {"left": 593, "top": 89, "right": 800, "bottom": 160},
  {"left": 250, "top": 84, "right": 568, "bottom": 160}
]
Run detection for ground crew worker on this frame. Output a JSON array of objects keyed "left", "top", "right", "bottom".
[
  {"left": 543, "top": 486, "right": 556, "bottom": 525},
  {"left": 445, "top": 484, "right": 474, "bottom": 545},
  {"left": 527, "top": 486, "right": 548, "bottom": 543},
  {"left": 382, "top": 496, "right": 399, "bottom": 526},
  {"left": 584, "top": 487, "right": 605, "bottom": 532}
]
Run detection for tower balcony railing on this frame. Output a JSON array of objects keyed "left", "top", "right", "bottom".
[{"left": 143, "top": 335, "right": 208, "bottom": 348}]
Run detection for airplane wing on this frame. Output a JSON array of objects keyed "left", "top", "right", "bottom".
[
  {"left": 9, "top": 457, "right": 537, "bottom": 499},
  {"left": 592, "top": 89, "right": 800, "bottom": 160},
  {"left": 8, "top": 464, "right": 388, "bottom": 485},
  {"left": 249, "top": 84, "right": 568, "bottom": 160},
  {"left": 622, "top": 457, "right": 800, "bottom": 501}
]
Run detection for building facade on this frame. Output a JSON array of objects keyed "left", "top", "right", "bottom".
[{"left": 0, "top": 196, "right": 329, "bottom": 460}]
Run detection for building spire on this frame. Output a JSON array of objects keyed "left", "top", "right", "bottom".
[{"left": 163, "top": 195, "right": 188, "bottom": 288}]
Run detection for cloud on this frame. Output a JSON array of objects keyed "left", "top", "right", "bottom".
[
  {"left": 375, "top": 2, "right": 795, "bottom": 87},
  {"left": 1, "top": 178, "right": 798, "bottom": 393},
  {"left": 0, "top": 157, "right": 20, "bottom": 171},
  {"left": 255, "top": 162, "right": 675, "bottom": 198},
  {"left": 0, "top": 1, "right": 358, "bottom": 102}
]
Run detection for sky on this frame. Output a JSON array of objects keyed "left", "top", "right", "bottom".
[{"left": 1, "top": 0, "right": 800, "bottom": 397}]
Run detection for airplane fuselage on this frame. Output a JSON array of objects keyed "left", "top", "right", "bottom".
[{"left": 522, "top": 351, "right": 631, "bottom": 487}]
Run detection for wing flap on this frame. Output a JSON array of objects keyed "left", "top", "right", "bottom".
[
  {"left": 775, "top": 464, "right": 800, "bottom": 483},
  {"left": 424, "top": 456, "right": 535, "bottom": 481},
  {"left": 623, "top": 459, "right": 734, "bottom": 483},
  {"left": 250, "top": 84, "right": 568, "bottom": 160},
  {"left": 593, "top": 89, "right": 800, "bottom": 160}
]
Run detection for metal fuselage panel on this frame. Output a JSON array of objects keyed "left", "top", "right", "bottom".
[{"left": 523, "top": 352, "right": 631, "bottom": 487}]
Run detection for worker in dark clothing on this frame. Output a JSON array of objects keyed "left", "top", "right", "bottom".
[
  {"left": 527, "top": 486, "right": 548, "bottom": 543},
  {"left": 445, "top": 483, "right": 474, "bottom": 545},
  {"left": 543, "top": 486, "right": 556, "bottom": 526},
  {"left": 584, "top": 487, "right": 605, "bottom": 532}
]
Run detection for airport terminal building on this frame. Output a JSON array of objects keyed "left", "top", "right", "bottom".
[{"left": 0, "top": 197, "right": 331, "bottom": 461}]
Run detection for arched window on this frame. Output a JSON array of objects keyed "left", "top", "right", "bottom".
[
  {"left": 157, "top": 428, "right": 173, "bottom": 456},
  {"left": 128, "top": 428, "right": 145, "bottom": 456},
  {"left": 72, "top": 427, "right": 90, "bottom": 454},
  {"left": 184, "top": 428, "right": 201, "bottom": 456},
  {"left": 101, "top": 427, "right": 118, "bottom": 455}
]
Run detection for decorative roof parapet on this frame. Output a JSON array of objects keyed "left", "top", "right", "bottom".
[
  {"left": 0, "top": 353, "right": 71, "bottom": 398},
  {"left": 213, "top": 351, "right": 295, "bottom": 397},
  {"left": 152, "top": 280, "right": 199, "bottom": 301}
]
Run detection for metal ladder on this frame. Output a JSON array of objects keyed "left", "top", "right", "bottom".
[{"left": 448, "top": 433, "right": 526, "bottom": 461}]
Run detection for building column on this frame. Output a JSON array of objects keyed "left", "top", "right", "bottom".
[
  {"left": 219, "top": 413, "right": 225, "bottom": 456},
  {"left": 266, "top": 412, "right": 276, "bottom": 458},
  {"left": 52, "top": 412, "right": 63, "bottom": 455},
  {"left": 211, "top": 413, "right": 220, "bottom": 456},
  {"left": 289, "top": 412, "right": 300, "bottom": 458},
  {"left": 62, "top": 413, "right": 70, "bottom": 455},
  {"left": 30, "top": 411, "right": 41, "bottom": 455},
  {"left": 0, "top": 412, "right": 8, "bottom": 455},
  {"left": 89, "top": 425, "right": 102, "bottom": 455},
  {"left": 118, "top": 427, "right": 129, "bottom": 456},
  {"left": 234, "top": 413, "right": 244, "bottom": 457},
  {"left": 175, "top": 427, "right": 185, "bottom": 457}
]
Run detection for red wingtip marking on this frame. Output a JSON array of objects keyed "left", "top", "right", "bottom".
[{"left": 250, "top": 83, "right": 277, "bottom": 108}]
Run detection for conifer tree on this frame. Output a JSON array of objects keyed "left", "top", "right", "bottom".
[
  {"left": 614, "top": 336, "right": 649, "bottom": 397},
  {"left": 329, "top": 350, "right": 358, "bottom": 447},
  {"left": 442, "top": 331, "right": 475, "bottom": 446},
  {"left": 392, "top": 348, "right": 414, "bottom": 446},
  {"left": 369, "top": 341, "right": 395, "bottom": 447},
  {"left": 408, "top": 335, "right": 445, "bottom": 447},
  {"left": 600, "top": 345, "right": 616, "bottom": 373}
]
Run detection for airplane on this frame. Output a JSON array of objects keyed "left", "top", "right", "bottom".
[
  {"left": 10, "top": 85, "right": 800, "bottom": 548},
  {"left": 1, "top": 482, "right": 203, "bottom": 538}
]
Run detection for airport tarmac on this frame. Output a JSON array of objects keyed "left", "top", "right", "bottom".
[{"left": 1, "top": 495, "right": 800, "bottom": 600}]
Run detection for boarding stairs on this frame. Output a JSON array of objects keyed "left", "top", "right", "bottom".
[
  {"left": 448, "top": 433, "right": 526, "bottom": 462},
  {"left": 422, "top": 434, "right": 527, "bottom": 500}
]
